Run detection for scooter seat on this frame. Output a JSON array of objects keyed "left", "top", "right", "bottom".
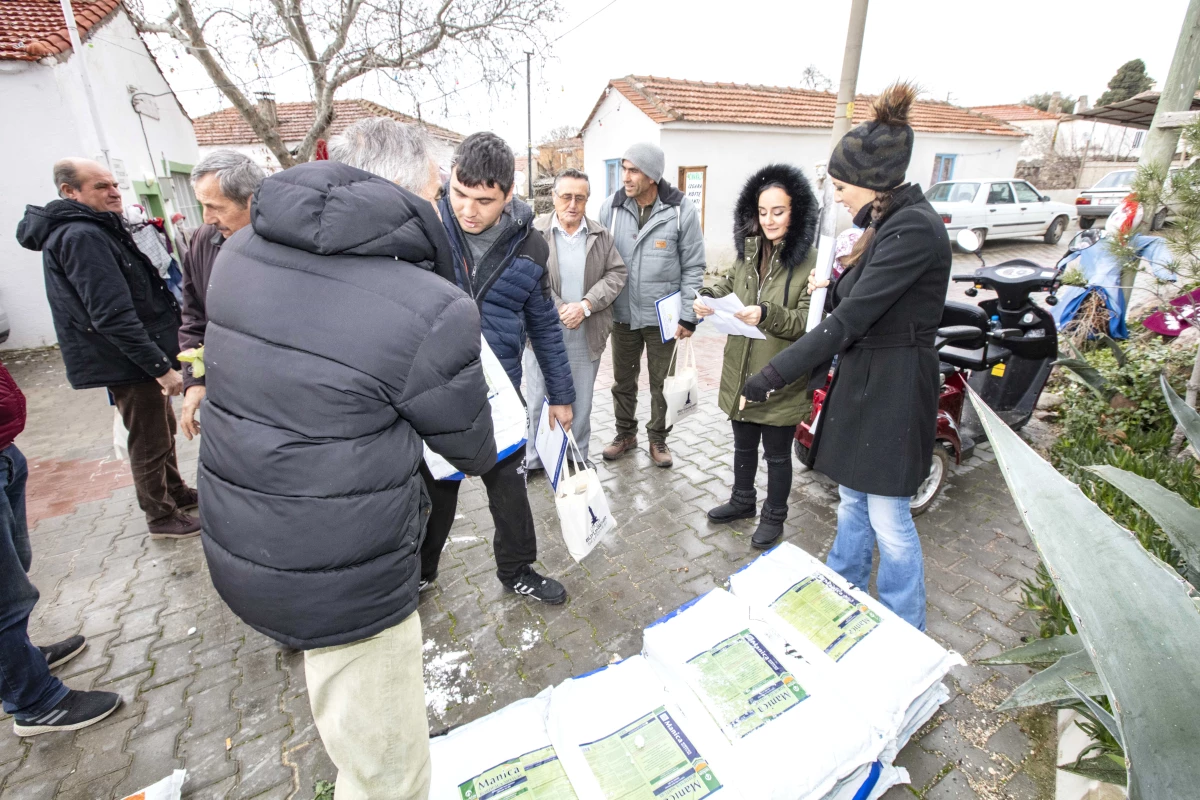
[
  {"left": 939, "top": 343, "right": 1012, "bottom": 372},
  {"left": 939, "top": 362, "right": 957, "bottom": 377}
]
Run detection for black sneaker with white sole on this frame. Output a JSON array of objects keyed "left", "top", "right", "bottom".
[
  {"left": 502, "top": 566, "right": 567, "bottom": 605},
  {"left": 13, "top": 690, "right": 121, "bottom": 736},
  {"left": 38, "top": 635, "right": 86, "bottom": 670}
]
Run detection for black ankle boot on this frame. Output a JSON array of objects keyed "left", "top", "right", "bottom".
[
  {"left": 708, "top": 488, "right": 757, "bottom": 523},
  {"left": 752, "top": 504, "right": 787, "bottom": 549}
]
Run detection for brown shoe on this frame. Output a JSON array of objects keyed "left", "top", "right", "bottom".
[
  {"left": 172, "top": 486, "right": 199, "bottom": 512},
  {"left": 148, "top": 512, "right": 201, "bottom": 540},
  {"left": 602, "top": 433, "right": 638, "bottom": 461},
  {"left": 650, "top": 441, "right": 674, "bottom": 468}
]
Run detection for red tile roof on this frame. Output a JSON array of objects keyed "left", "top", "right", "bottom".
[
  {"left": 194, "top": 99, "right": 463, "bottom": 146},
  {"left": 583, "top": 76, "right": 1025, "bottom": 138},
  {"left": 0, "top": 0, "right": 120, "bottom": 61},
  {"left": 970, "top": 104, "right": 1062, "bottom": 122}
]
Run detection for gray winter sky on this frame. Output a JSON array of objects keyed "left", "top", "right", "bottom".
[{"left": 159, "top": 0, "right": 1192, "bottom": 151}]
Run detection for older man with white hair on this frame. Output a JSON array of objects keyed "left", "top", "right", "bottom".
[
  {"left": 328, "top": 117, "right": 457, "bottom": 284},
  {"left": 178, "top": 151, "right": 266, "bottom": 440}
]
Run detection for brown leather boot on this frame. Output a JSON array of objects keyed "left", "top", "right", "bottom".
[
  {"left": 650, "top": 441, "right": 673, "bottom": 468},
  {"left": 148, "top": 512, "right": 201, "bottom": 540},
  {"left": 602, "top": 433, "right": 638, "bottom": 461}
]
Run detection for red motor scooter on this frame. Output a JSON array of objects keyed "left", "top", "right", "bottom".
[{"left": 793, "top": 228, "right": 1064, "bottom": 515}]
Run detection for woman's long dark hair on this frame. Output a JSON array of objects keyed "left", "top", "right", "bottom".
[{"left": 839, "top": 186, "right": 903, "bottom": 270}]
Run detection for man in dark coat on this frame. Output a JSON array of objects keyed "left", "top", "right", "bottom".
[
  {"left": 16, "top": 158, "right": 198, "bottom": 539},
  {"left": 198, "top": 161, "right": 496, "bottom": 797},
  {"left": 0, "top": 360, "right": 122, "bottom": 737},
  {"left": 177, "top": 150, "right": 265, "bottom": 441},
  {"left": 425, "top": 132, "right": 575, "bottom": 604}
]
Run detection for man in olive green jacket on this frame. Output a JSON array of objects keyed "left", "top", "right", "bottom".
[{"left": 525, "top": 169, "right": 627, "bottom": 466}]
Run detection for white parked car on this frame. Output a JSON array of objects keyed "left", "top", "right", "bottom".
[{"left": 926, "top": 179, "right": 1077, "bottom": 246}]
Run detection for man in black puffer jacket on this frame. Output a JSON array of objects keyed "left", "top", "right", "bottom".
[
  {"left": 16, "top": 158, "right": 198, "bottom": 540},
  {"left": 199, "top": 161, "right": 496, "bottom": 799}
]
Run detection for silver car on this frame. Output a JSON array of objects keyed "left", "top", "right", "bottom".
[{"left": 1076, "top": 168, "right": 1177, "bottom": 230}]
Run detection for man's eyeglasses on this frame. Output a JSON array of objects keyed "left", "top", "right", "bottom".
[{"left": 555, "top": 193, "right": 589, "bottom": 205}]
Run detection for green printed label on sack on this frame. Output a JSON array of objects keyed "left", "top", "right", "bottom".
[
  {"left": 580, "top": 707, "right": 722, "bottom": 800},
  {"left": 770, "top": 575, "right": 881, "bottom": 662},
  {"left": 458, "top": 745, "right": 579, "bottom": 800},
  {"left": 687, "top": 629, "right": 808, "bottom": 740}
]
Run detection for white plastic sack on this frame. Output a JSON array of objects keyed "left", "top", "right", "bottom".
[
  {"left": 121, "top": 769, "right": 186, "bottom": 800},
  {"left": 547, "top": 655, "right": 743, "bottom": 800},
  {"left": 113, "top": 408, "right": 129, "bottom": 461},
  {"left": 821, "top": 761, "right": 908, "bottom": 800},
  {"left": 729, "top": 543, "right": 964, "bottom": 744},
  {"left": 425, "top": 335, "right": 527, "bottom": 480},
  {"left": 663, "top": 337, "right": 701, "bottom": 427},
  {"left": 642, "top": 589, "right": 887, "bottom": 800},
  {"left": 428, "top": 688, "right": 578, "bottom": 800},
  {"left": 554, "top": 431, "right": 615, "bottom": 562}
]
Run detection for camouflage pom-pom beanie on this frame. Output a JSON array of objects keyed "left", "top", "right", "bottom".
[{"left": 827, "top": 82, "right": 917, "bottom": 191}]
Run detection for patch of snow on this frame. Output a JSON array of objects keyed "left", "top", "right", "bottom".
[
  {"left": 424, "top": 642, "right": 477, "bottom": 717},
  {"left": 519, "top": 628, "right": 539, "bottom": 652}
]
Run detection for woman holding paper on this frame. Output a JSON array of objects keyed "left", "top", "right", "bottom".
[
  {"left": 693, "top": 163, "right": 818, "bottom": 549},
  {"left": 741, "top": 83, "right": 952, "bottom": 631}
]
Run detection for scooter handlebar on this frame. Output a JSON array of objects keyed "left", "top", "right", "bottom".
[{"left": 951, "top": 275, "right": 977, "bottom": 283}]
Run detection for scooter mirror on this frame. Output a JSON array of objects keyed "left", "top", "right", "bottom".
[{"left": 955, "top": 229, "right": 981, "bottom": 253}]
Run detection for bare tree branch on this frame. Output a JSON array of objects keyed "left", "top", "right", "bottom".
[{"left": 135, "top": 0, "right": 560, "bottom": 164}]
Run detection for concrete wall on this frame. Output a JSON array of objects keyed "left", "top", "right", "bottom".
[
  {"left": 910, "top": 132, "right": 1023, "bottom": 187},
  {"left": 0, "top": 10, "right": 199, "bottom": 351},
  {"left": 581, "top": 89, "right": 662, "bottom": 220}
]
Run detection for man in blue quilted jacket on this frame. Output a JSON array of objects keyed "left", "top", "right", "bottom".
[{"left": 427, "top": 132, "right": 576, "bottom": 604}]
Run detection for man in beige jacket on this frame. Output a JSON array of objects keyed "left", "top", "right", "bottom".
[{"left": 526, "top": 168, "right": 627, "bottom": 466}]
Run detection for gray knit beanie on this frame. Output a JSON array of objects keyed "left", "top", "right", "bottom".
[
  {"left": 828, "top": 83, "right": 917, "bottom": 192},
  {"left": 622, "top": 142, "right": 665, "bottom": 183}
]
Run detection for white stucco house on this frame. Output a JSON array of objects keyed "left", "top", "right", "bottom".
[
  {"left": 193, "top": 98, "right": 463, "bottom": 173},
  {"left": 0, "top": 0, "right": 199, "bottom": 350},
  {"left": 581, "top": 76, "right": 1026, "bottom": 267}
]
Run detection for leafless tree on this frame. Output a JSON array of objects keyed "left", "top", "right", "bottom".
[
  {"left": 539, "top": 124, "right": 578, "bottom": 144},
  {"left": 798, "top": 64, "right": 832, "bottom": 93},
  {"left": 128, "top": 0, "right": 560, "bottom": 166}
]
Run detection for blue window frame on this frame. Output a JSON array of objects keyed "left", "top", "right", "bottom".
[
  {"left": 931, "top": 154, "right": 956, "bottom": 185},
  {"left": 605, "top": 159, "right": 622, "bottom": 197}
]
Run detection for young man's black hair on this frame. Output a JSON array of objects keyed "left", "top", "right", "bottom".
[{"left": 452, "top": 132, "right": 515, "bottom": 196}]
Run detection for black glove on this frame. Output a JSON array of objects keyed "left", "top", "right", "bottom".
[{"left": 742, "top": 364, "right": 786, "bottom": 403}]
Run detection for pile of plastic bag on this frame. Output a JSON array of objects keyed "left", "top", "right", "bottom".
[{"left": 428, "top": 543, "right": 964, "bottom": 799}]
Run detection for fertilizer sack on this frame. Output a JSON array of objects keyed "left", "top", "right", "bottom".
[
  {"left": 642, "top": 589, "right": 887, "bottom": 800},
  {"left": 428, "top": 687, "right": 578, "bottom": 800},
  {"left": 729, "top": 543, "right": 964, "bottom": 742},
  {"left": 547, "top": 655, "right": 745, "bottom": 800}
]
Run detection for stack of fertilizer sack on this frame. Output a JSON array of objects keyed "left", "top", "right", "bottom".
[{"left": 429, "top": 543, "right": 964, "bottom": 800}]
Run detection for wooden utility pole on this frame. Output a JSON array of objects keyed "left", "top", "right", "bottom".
[
  {"left": 59, "top": 0, "right": 110, "bottom": 169},
  {"left": 807, "top": 0, "right": 869, "bottom": 333},
  {"left": 526, "top": 51, "right": 534, "bottom": 200},
  {"left": 1125, "top": 0, "right": 1200, "bottom": 305}
]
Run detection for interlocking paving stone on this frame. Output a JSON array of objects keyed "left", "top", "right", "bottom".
[{"left": 2, "top": 238, "right": 1065, "bottom": 799}]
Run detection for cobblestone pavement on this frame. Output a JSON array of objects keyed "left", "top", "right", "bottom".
[{"left": 0, "top": 238, "right": 1067, "bottom": 799}]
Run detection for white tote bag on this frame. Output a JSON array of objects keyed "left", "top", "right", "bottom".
[
  {"left": 663, "top": 337, "right": 701, "bottom": 427},
  {"left": 555, "top": 431, "right": 616, "bottom": 562}
]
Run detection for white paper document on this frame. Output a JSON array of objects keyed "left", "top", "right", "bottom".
[
  {"left": 698, "top": 295, "right": 767, "bottom": 340},
  {"left": 806, "top": 232, "right": 836, "bottom": 333},
  {"left": 656, "top": 291, "right": 682, "bottom": 342},
  {"left": 534, "top": 399, "right": 569, "bottom": 491}
]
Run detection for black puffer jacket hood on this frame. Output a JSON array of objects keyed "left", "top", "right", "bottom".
[
  {"left": 199, "top": 160, "right": 496, "bottom": 649},
  {"left": 16, "top": 199, "right": 126, "bottom": 252},
  {"left": 253, "top": 161, "right": 458, "bottom": 281},
  {"left": 733, "top": 163, "right": 820, "bottom": 269}
]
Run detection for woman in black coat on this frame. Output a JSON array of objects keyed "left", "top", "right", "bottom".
[{"left": 743, "top": 83, "right": 952, "bottom": 631}]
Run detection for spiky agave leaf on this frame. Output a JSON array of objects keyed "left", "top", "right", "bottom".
[
  {"left": 1161, "top": 372, "right": 1200, "bottom": 456},
  {"left": 1086, "top": 465, "right": 1200, "bottom": 575},
  {"left": 997, "top": 649, "right": 1103, "bottom": 711},
  {"left": 979, "top": 634, "right": 1083, "bottom": 666},
  {"left": 968, "top": 387, "right": 1200, "bottom": 798}
]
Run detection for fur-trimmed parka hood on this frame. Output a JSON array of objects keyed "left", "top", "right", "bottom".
[{"left": 734, "top": 164, "right": 819, "bottom": 269}]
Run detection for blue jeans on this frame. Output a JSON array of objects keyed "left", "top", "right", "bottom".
[
  {"left": 826, "top": 485, "right": 927, "bottom": 631},
  {"left": 0, "top": 445, "right": 68, "bottom": 717}
]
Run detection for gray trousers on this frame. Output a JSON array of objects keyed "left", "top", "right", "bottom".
[{"left": 525, "top": 324, "right": 600, "bottom": 464}]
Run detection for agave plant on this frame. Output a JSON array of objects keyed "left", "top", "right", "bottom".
[{"left": 969, "top": 375, "right": 1200, "bottom": 797}]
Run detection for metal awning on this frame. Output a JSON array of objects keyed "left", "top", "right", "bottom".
[{"left": 1068, "top": 91, "right": 1200, "bottom": 129}]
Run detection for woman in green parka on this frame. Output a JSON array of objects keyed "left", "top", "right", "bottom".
[{"left": 694, "top": 163, "right": 818, "bottom": 549}]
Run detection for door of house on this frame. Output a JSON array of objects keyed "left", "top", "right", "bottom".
[{"left": 931, "top": 154, "right": 956, "bottom": 185}]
